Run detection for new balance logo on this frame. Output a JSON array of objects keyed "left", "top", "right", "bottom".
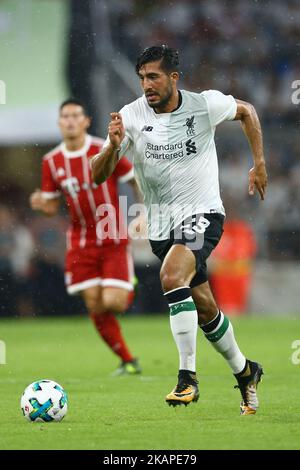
[
  {"left": 185, "top": 139, "right": 196, "bottom": 155},
  {"left": 141, "top": 125, "right": 153, "bottom": 132}
]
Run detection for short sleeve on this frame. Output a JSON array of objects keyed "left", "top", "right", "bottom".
[
  {"left": 114, "top": 156, "right": 134, "bottom": 183},
  {"left": 202, "top": 90, "right": 237, "bottom": 127},
  {"left": 41, "top": 157, "right": 61, "bottom": 199}
]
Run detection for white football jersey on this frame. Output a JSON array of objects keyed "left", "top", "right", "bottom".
[{"left": 109, "top": 89, "right": 237, "bottom": 240}]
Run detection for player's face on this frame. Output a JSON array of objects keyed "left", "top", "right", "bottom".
[
  {"left": 58, "top": 104, "right": 90, "bottom": 139},
  {"left": 138, "top": 61, "right": 178, "bottom": 110}
]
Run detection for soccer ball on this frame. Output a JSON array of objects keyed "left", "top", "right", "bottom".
[{"left": 21, "top": 379, "right": 68, "bottom": 422}]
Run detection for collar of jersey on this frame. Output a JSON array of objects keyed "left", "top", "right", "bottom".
[
  {"left": 60, "top": 134, "right": 92, "bottom": 158},
  {"left": 143, "top": 90, "right": 184, "bottom": 117}
]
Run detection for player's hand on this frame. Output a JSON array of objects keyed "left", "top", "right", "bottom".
[
  {"left": 249, "top": 162, "right": 268, "bottom": 200},
  {"left": 30, "top": 189, "right": 44, "bottom": 211},
  {"left": 108, "top": 112, "right": 125, "bottom": 150}
]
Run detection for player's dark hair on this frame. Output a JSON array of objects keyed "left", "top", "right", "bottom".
[
  {"left": 59, "top": 98, "right": 89, "bottom": 116},
  {"left": 135, "top": 45, "right": 179, "bottom": 75}
]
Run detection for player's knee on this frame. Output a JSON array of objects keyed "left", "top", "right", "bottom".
[
  {"left": 102, "top": 290, "right": 129, "bottom": 313},
  {"left": 160, "top": 269, "right": 187, "bottom": 293},
  {"left": 85, "top": 295, "right": 104, "bottom": 315}
]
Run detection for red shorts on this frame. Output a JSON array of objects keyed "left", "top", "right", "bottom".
[{"left": 65, "top": 243, "right": 134, "bottom": 295}]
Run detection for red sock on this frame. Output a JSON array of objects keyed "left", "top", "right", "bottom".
[
  {"left": 126, "top": 290, "right": 135, "bottom": 310},
  {"left": 90, "top": 312, "right": 133, "bottom": 363}
]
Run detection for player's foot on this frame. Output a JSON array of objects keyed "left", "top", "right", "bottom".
[
  {"left": 234, "top": 360, "right": 263, "bottom": 415},
  {"left": 166, "top": 370, "right": 199, "bottom": 407},
  {"left": 111, "top": 358, "right": 142, "bottom": 377}
]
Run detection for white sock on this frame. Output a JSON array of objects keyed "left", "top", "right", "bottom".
[
  {"left": 165, "top": 287, "right": 198, "bottom": 372},
  {"left": 201, "top": 311, "right": 246, "bottom": 374}
]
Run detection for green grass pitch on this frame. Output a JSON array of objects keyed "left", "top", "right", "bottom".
[{"left": 0, "top": 314, "right": 300, "bottom": 450}]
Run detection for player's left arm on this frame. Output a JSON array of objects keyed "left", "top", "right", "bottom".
[
  {"left": 127, "top": 178, "right": 144, "bottom": 205},
  {"left": 115, "top": 156, "right": 144, "bottom": 205},
  {"left": 127, "top": 178, "right": 147, "bottom": 238},
  {"left": 234, "top": 99, "right": 268, "bottom": 201}
]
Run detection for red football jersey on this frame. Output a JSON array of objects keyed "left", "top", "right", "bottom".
[{"left": 41, "top": 135, "right": 134, "bottom": 249}]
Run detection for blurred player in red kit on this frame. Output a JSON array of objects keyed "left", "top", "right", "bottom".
[{"left": 30, "top": 99, "right": 142, "bottom": 375}]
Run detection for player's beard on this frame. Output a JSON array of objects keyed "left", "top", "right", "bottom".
[{"left": 147, "top": 84, "right": 173, "bottom": 111}]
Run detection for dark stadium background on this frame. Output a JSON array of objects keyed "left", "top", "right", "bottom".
[{"left": 0, "top": 0, "right": 299, "bottom": 318}]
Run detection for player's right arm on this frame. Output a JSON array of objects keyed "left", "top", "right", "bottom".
[
  {"left": 30, "top": 155, "right": 61, "bottom": 216},
  {"left": 91, "top": 112, "right": 126, "bottom": 185},
  {"left": 30, "top": 189, "right": 60, "bottom": 216},
  {"left": 203, "top": 89, "right": 267, "bottom": 201}
]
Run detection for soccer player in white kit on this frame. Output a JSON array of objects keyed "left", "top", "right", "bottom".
[{"left": 91, "top": 46, "right": 268, "bottom": 415}]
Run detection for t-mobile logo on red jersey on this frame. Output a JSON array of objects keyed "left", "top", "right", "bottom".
[
  {"left": 61, "top": 177, "right": 81, "bottom": 198},
  {"left": 61, "top": 177, "right": 98, "bottom": 198}
]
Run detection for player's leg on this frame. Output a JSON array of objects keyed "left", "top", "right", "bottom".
[
  {"left": 192, "top": 281, "right": 247, "bottom": 373},
  {"left": 65, "top": 246, "right": 138, "bottom": 373},
  {"left": 101, "top": 286, "right": 132, "bottom": 313},
  {"left": 160, "top": 244, "right": 199, "bottom": 406},
  {"left": 83, "top": 285, "right": 139, "bottom": 373},
  {"left": 191, "top": 281, "right": 263, "bottom": 415},
  {"left": 99, "top": 286, "right": 141, "bottom": 375},
  {"left": 100, "top": 244, "right": 141, "bottom": 375}
]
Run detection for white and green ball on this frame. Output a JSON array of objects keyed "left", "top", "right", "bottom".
[{"left": 21, "top": 380, "right": 68, "bottom": 422}]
